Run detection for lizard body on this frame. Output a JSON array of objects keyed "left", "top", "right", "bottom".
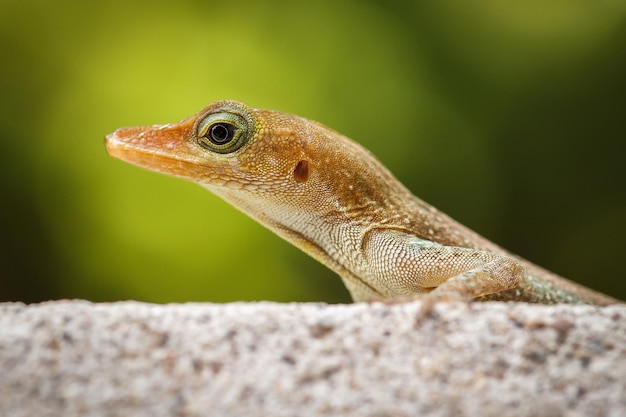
[{"left": 105, "top": 100, "right": 619, "bottom": 305}]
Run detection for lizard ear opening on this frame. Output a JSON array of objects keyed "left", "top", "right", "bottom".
[{"left": 293, "top": 160, "right": 309, "bottom": 183}]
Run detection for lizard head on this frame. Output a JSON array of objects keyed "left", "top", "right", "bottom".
[{"left": 105, "top": 100, "right": 393, "bottom": 219}]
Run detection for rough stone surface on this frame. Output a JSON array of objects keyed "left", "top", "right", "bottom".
[{"left": 0, "top": 300, "right": 624, "bottom": 417}]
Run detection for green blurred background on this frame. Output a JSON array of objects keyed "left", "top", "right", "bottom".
[{"left": 1, "top": 0, "right": 625, "bottom": 304}]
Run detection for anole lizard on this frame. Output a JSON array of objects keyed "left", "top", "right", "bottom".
[{"left": 105, "top": 100, "right": 619, "bottom": 305}]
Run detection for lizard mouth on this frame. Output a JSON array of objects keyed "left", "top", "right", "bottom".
[{"left": 104, "top": 123, "right": 223, "bottom": 183}]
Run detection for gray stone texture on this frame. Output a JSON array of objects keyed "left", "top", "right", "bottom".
[{"left": 0, "top": 300, "right": 624, "bottom": 417}]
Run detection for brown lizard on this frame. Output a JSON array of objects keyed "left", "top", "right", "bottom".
[{"left": 105, "top": 100, "right": 620, "bottom": 305}]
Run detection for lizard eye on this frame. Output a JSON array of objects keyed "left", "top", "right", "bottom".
[{"left": 196, "top": 110, "right": 251, "bottom": 154}]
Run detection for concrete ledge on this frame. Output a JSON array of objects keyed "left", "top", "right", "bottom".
[{"left": 1, "top": 300, "right": 625, "bottom": 417}]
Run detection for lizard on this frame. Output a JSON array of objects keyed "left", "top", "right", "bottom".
[{"left": 104, "top": 100, "right": 620, "bottom": 305}]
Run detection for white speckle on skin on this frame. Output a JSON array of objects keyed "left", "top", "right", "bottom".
[{"left": 408, "top": 237, "right": 440, "bottom": 248}]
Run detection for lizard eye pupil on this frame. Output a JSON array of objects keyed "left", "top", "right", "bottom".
[{"left": 208, "top": 123, "right": 235, "bottom": 145}]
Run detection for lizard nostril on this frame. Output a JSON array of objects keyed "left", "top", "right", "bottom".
[{"left": 293, "top": 160, "right": 309, "bottom": 183}]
